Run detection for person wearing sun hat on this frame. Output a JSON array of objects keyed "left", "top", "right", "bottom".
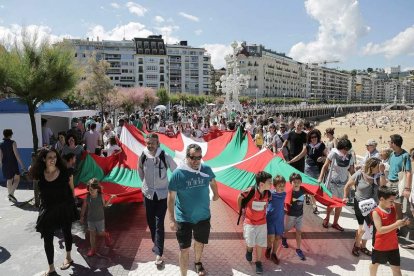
[{"left": 356, "top": 139, "right": 380, "bottom": 170}]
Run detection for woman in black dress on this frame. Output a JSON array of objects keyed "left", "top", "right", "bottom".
[
  {"left": 31, "top": 148, "right": 77, "bottom": 275},
  {"left": 0, "top": 129, "right": 26, "bottom": 202}
]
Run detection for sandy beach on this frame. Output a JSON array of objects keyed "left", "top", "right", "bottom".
[{"left": 317, "top": 110, "right": 414, "bottom": 157}]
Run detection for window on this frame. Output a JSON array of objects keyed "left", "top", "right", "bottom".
[{"left": 138, "top": 58, "right": 143, "bottom": 64}]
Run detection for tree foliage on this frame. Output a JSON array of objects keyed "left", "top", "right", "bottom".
[
  {"left": 156, "top": 87, "right": 169, "bottom": 105},
  {"left": 76, "top": 56, "right": 115, "bottom": 115},
  {"left": 117, "top": 87, "right": 158, "bottom": 115},
  {"left": 0, "top": 31, "right": 79, "bottom": 150}
]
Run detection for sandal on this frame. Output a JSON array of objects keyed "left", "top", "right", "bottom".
[
  {"left": 360, "top": 248, "right": 372, "bottom": 256},
  {"left": 401, "top": 244, "right": 414, "bottom": 250},
  {"left": 322, "top": 218, "right": 329, "bottom": 228},
  {"left": 331, "top": 223, "right": 344, "bottom": 232},
  {"left": 352, "top": 244, "right": 360, "bottom": 257},
  {"left": 60, "top": 259, "right": 74, "bottom": 270},
  {"left": 195, "top": 262, "right": 206, "bottom": 276}
]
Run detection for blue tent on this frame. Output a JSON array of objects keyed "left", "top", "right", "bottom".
[{"left": 0, "top": 98, "right": 70, "bottom": 114}]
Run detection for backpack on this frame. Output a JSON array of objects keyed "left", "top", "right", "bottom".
[
  {"left": 237, "top": 186, "right": 271, "bottom": 225},
  {"left": 139, "top": 150, "right": 168, "bottom": 178}
]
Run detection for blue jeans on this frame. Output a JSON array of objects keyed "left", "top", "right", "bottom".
[{"left": 144, "top": 193, "right": 167, "bottom": 256}]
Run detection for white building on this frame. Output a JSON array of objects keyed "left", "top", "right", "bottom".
[
  {"left": 166, "top": 41, "right": 212, "bottom": 95},
  {"left": 224, "top": 42, "right": 351, "bottom": 101},
  {"left": 67, "top": 38, "right": 136, "bottom": 87},
  {"left": 133, "top": 36, "right": 167, "bottom": 90},
  {"left": 225, "top": 43, "right": 306, "bottom": 99},
  {"left": 307, "top": 64, "right": 349, "bottom": 102},
  {"left": 66, "top": 37, "right": 212, "bottom": 94},
  {"left": 356, "top": 74, "right": 373, "bottom": 102}
]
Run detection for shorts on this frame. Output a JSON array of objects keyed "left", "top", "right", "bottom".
[
  {"left": 88, "top": 220, "right": 105, "bottom": 232},
  {"left": 285, "top": 215, "right": 303, "bottom": 232},
  {"left": 328, "top": 182, "right": 345, "bottom": 199},
  {"left": 176, "top": 218, "right": 210, "bottom": 249},
  {"left": 353, "top": 199, "right": 373, "bottom": 226},
  {"left": 243, "top": 223, "right": 267, "bottom": 248},
  {"left": 266, "top": 217, "right": 284, "bottom": 236},
  {"left": 371, "top": 249, "right": 400, "bottom": 266},
  {"left": 386, "top": 181, "right": 402, "bottom": 204}
]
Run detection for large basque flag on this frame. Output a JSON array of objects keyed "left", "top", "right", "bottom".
[{"left": 74, "top": 124, "right": 344, "bottom": 210}]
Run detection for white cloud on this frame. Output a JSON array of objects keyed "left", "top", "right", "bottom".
[
  {"left": 126, "top": 2, "right": 148, "bottom": 17},
  {"left": 0, "top": 24, "right": 72, "bottom": 47},
  {"left": 154, "top": 16, "right": 165, "bottom": 23},
  {"left": 363, "top": 25, "right": 414, "bottom": 58},
  {"left": 195, "top": 29, "right": 203, "bottom": 36},
  {"left": 289, "top": 0, "right": 370, "bottom": 63},
  {"left": 87, "top": 22, "right": 152, "bottom": 41},
  {"left": 201, "top": 43, "right": 233, "bottom": 69},
  {"left": 179, "top": 12, "right": 199, "bottom": 22},
  {"left": 110, "top": 3, "right": 120, "bottom": 9},
  {"left": 154, "top": 25, "right": 179, "bottom": 44}
]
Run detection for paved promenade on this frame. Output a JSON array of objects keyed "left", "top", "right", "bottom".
[{"left": 1, "top": 184, "right": 413, "bottom": 276}]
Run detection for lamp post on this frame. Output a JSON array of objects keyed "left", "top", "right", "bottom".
[
  {"left": 283, "top": 93, "right": 286, "bottom": 107},
  {"left": 255, "top": 88, "right": 258, "bottom": 110},
  {"left": 215, "top": 41, "right": 251, "bottom": 111}
]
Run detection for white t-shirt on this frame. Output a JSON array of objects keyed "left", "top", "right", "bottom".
[
  {"left": 84, "top": 130, "right": 101, "bottom": 153},
  {"left": 106, "top": 144, "right": 121, "bottom": 156},
  {"left": 42, "top": 127, "right": 53, "bottom": 145}
]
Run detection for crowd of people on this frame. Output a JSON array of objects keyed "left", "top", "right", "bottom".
[{"left": 1, "top": 105, "right": 414, "bottom": 276}]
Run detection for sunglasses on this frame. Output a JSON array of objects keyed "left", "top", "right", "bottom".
[{"left": 188, "top": 155, "right": 202, "bottom": 161}]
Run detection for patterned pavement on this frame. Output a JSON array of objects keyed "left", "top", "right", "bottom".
[{"left": 1, "top": 184, "right": 414, "bottom": 276}]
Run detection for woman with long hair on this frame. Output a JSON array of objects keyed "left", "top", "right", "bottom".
[
  {"left": 31, "top": 148, "right": 77, "bottom": 275},
  {"left": 343, "top": 157, "right": 386, "bottom": 257}
]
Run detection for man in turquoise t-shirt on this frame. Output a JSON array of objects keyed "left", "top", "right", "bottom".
[
  {"left": 168, "top": 144, "right": 219, "bottom": 276},
  {"left": 387, "top": 134, "right": 412, "bottom": 219}
]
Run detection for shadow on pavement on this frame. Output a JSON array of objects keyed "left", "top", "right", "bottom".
[{"left": 0, "top": 246, "right": 11, "bottom": 264}]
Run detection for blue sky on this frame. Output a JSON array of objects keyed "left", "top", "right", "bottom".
[{"left": 1, "top": 0, "right": 413, "bottom": 70}]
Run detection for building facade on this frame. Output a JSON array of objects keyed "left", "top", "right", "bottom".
[
  {"left": 133, "top": 36, "right": 167, "bottom": 90},
  {"left": 166, "top": 41, "right": 212, "bottom": 95},
  {"left": 68, "top": 38, "right": 137, "bottom": 87},
  {"left": 66, "top": 36, "right": 212, "bottom": 95}
]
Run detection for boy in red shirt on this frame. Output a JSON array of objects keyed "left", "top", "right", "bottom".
[
  {"left": 237, "top": 171, "right": 272, "bottom": 275},
  {"left": 370, "top": 186, "right": 410, "bottom": 276}
]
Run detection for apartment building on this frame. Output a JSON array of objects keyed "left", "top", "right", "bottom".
[
  {"left": 166, "top": 41, "right": 212, "bottom": 95},
  {"left": 307, "top": 64, "right": 349, "bottom": 101},
  {"left": 133, "top": 35, "right": 167, "bottom": 89},
  {"left": 68, "top": 38, "right": 136, "bottom": 87},
  {"left": 224, "top": 42, "right": 353, "bottom": 101},
  {"left": 66, "top": 36, "right": 212, "bottom": 94}
]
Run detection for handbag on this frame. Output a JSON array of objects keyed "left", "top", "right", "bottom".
[
  {"left": 397, "top": 155, "right": 407, "bottom": 197},
  {"left": 362, "top": 220, "right": 373, "bottom": 240},
  {"left": 358, "top": 198, "right": 377, "bottom": 217}
]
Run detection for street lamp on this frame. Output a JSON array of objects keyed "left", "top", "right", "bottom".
[
  {"left": 215, "top": 41, "right": 251, "bottom": 111},
  {"left": 283, "top": 93, "right": 286, "bottom": 107},
  {"left": 255, "top": 88, "right": 258, "bottom": 110}
]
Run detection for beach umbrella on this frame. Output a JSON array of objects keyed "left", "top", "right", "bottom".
[{"left": 154, "top": 105, "right": 167, "bottom": 111}]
